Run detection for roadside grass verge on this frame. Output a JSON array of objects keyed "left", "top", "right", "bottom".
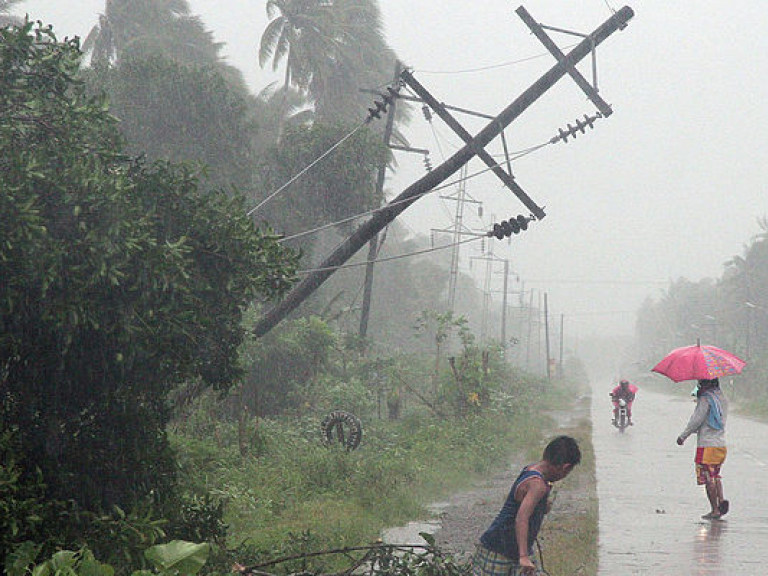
[
  {"left": 170, "top": 377, "right": 587, "bottom": 572},
  {"left": 536, "top": 398, "right": 598, "bottom": 576}
]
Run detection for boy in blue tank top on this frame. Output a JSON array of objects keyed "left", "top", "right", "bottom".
[{"left": 472, "top": 436, "right": 581, "bottom": 576}]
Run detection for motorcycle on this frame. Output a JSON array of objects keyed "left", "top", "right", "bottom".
[{"left": 613, "top": 398, "right": 629, "bottom": 433}]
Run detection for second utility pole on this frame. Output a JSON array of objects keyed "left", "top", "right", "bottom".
[{"left": 358, "top": 61, "right": 402, "bottom": 343}]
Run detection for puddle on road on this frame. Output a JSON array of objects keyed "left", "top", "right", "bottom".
[
  {"left": 546, "top": 395, "right": 590, "bottom": 429},
  {"left": 381, "top": 501, "right": 449, "bottom": 545}
]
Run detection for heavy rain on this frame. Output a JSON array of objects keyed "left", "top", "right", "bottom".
[{"left": 2, "top": 1, "right": 767, "bottom": 574}]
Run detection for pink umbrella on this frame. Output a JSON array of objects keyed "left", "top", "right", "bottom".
[{"left": 652, "top": 343, "right": 746, "bottom": 383}]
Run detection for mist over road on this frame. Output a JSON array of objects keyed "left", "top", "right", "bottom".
[{"left": 592, "top": 383, "right": 768, "bottom": 574}]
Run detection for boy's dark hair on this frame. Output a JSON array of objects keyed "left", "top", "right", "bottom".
[{"left": 543, "top": 435, "right": 581, "bottom": 466}]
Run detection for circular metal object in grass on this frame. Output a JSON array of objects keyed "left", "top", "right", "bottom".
[{"left": 320, "top": 410, "right": 363, "bottom": 451}]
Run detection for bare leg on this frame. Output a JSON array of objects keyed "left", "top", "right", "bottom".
[
  {"left": 716, "top": 479, "right": 729, "bottom": 515},
  {"left": 715, "top": 479, "right": 723, "bottom": 504},
  {"left": 703, "top": 477, "right": 722, "bottom": 518}
]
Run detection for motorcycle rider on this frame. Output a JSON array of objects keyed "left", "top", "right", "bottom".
[{"left": 610, "top": 379, "right": 638, "bottom": 426}]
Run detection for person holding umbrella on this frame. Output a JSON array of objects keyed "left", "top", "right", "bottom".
[
  {"left": 653, "top": 342, "right": 743, "bottom": 521},
  {"left": 676, "top": 378, "right": 729, "bottom": 520}
]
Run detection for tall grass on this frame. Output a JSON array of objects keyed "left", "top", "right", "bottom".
[{"left": 170, "top": 374, "right": 572, "bottom": 571}]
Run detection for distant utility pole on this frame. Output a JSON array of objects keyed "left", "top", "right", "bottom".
[
  {"left": 525, "top": 289, "right": 535, "bottom": 370},
  {"left": 559, "top": 313, "right": 565, "bottom": 378},
  {"left": 544, "top": 292, "right": 551, "bottom": 382},
  {"left": 430, "top": 164, "right": 483, "bottom": 313},
  {"left": 502, "top": 260, "right": 511, "bottom": 345},
  {"left": 489, "top": 259, "right": 517, "bottom": 347},
  {"left": 254, "top": 6, "right": 634, "bottom": 338},
  {"left": 470, "top": 238, "right": 514, "bottom": 344}
]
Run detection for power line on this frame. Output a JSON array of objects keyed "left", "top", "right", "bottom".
[
  {"left": 278, "top": 140, "right": 553, "bottom": 243},
  {"left": 414, "top": 44, "right": 579, "bottom": 75},
  {"left": 246, "top": 120, "right": 368, "bottom": 217},
  {"left": 601, "top": 0, "right": 618, "bottom": 15},
  {"left": 563, "top": 309, "right": 637, "bottom": 317},
  {"left": 524, "top": 279, "right": 669, "bottom": 286},
  {"left": 295, "top": 236, "right": 482, "bottom": 275}
]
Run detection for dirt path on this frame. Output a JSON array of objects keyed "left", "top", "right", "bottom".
[
  {"left": 431, "top": 461, "right": 524, "bottom": 561},
  {"left": 432, "top": 394, "right": 595, "bottom": 570}
]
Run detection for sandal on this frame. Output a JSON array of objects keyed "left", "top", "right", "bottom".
[{"left": 719, "top": 500, "right": 729, "bottom": 516}]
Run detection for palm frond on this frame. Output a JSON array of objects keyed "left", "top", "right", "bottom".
[{"left": 259, "top": 18, "right": 284, "bottom": 68}]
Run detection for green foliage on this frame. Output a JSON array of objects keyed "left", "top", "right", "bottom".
[
  {"left": 0, "top": 19, "right": 297, "bottom": 561},
  {"left": 0, "top": 429, "right": 49, "bottom": 554},
  {"left": 88, "top": 54, "right": 257, "bottom": 193},
  {"left": 240, "top": 315, "right": 338, "bottom": 416},
  {"left": 236, "top": 542, "right": 470, "bottom": 576},
  {"left": 165, "top": 309, "right": 556, "bottom": 573},
  {"left": 10, "top": 548, "right": 114, "bottom": 576},
  {"left": 169, "top": 384, "right": 543, "bottom": 567},
  {"left": 78, "top": 505, "right": 168, "bottom": 570},
  {"left": 167, "top": 494, "right": 227, "bottom": 546},
  {"left": 413, "top": 311, "right": 509, "bottom": 417},
  {"left": 311, "top": 375, "right": 376, "bottom": 417},
  {"left": 142, "top": 541, "right": 209, "bottom": 575},
  {"left": 363, "top": 542, "right": 471, "bottom": 576},
  {"left": 5, "top": 541, "right": 208, "bottom": 576},
  {"left": 82, "top": 0, "right": 223, "bottom": 70},
  {"left": 255, "top": 122, "right": 388, "bottom": 243},
  {"left": 259, "top": 0, "right": 398, "bottom": 123}
]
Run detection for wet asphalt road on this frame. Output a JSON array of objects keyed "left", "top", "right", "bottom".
[{"left": 592, "top": 383, "right": 768, "bottom": 574}]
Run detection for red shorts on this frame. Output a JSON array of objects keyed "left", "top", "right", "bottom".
[{"left": 695, "top": 446, "right": 727, "bottom": 485}]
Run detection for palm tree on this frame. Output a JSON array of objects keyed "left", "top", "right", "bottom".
[
  {"left": 258, "top": 0, "right": 341, "bottom": 90},
  {"left": 258, "top": 0, "right": 338, "bottom": 138},
  {"left": 307, "top": 0, "right": 394, "bottom": 122},
  {"left": 83, "top": 0, "right": 222, "bottom": 68},
  {"left": 259, "top": 0, "right": 403, "bottom": 126},
  {"left": 0, "top": 0, "right": 24, "bottom": 26},
  {"left": 252, "top": 81, "right": 314, "bottom": 152}
]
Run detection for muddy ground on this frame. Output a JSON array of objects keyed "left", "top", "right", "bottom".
[{"left": 432, "top": 394, "right": 594, "bottom": 567}]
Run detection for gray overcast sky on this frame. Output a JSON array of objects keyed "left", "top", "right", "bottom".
[{"left": 14, "top": 1, "right": 768, "bottom": 342}]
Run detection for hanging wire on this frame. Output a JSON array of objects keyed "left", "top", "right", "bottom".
[
  {"left": 295, "top": 236, "right": 483, "bottom": 275},
  {"left": 246, "top": 120, "right": 368, "bottom": 217},
  {"left": 247, "top": 78, "right": 403, "bottom": 218},
  {"left": 602, "top": 0, "right": 618, "bottom": 15},
  {"left": 423, "top": 106, "right": 463, "bottom": 222},
  {"left": 278, "top": 138, "right": 553, "bottom": 243},
  {"left": 414, "top": 43, "right": 580, "bottom": 75}
]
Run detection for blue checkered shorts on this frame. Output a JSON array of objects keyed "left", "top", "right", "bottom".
[{"left": 471, "top": 544, "right": 537, "bottom": 576}]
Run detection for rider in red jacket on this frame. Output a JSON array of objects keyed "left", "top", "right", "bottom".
[{"left": 610, "top": 379, "right": 638, "bottom": 425}]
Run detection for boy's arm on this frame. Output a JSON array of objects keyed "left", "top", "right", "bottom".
[
  {"left": 678, "top": 398, "right": 707, "bottom": 443},
  {"left": 514, "top": 479, "right": 549, "bottom": 571}
]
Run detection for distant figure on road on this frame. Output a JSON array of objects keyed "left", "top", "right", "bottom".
[
  {"left": 676, "top": 378, "right": 729, "bottom": 520},
  {"left": 471, "top": 436, "right": 581, "bottom": 576},
  {"left": 610, "top": 379, "right": 638, "bottom": 425}
]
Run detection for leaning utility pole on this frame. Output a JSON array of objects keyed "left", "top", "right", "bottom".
[{"left": 254, "top": 6, "right": 634, "bottom": 338}]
